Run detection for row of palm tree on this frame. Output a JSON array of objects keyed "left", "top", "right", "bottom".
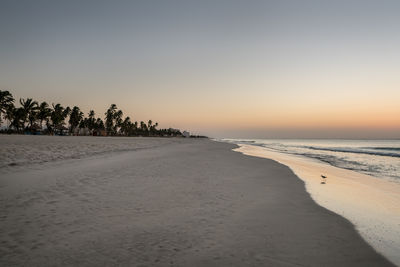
[{"left": 0, "top": 90, "right": 182, "bottom": 137}]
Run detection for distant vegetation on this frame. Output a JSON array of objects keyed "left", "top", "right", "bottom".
[{"left": 0, "top": 90, "right": 185, "bottom": 137}]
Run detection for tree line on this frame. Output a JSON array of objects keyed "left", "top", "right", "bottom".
[{"left": 0, "top": 90, "right": 183, "bottom": 137}]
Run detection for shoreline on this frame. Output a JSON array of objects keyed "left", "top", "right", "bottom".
[
  {"left": 233, "top": 143, "right": 400, "bottom": 266},
  {"left": 0, "top": 137, "right": 394, "bottom": 266}
]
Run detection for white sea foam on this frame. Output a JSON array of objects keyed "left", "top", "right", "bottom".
[
  {"left": 231, "top": 143, "right": 400, "bottom": 266},
  {"left": 225, "top": 139, "right": 400, "bottom": 182}
]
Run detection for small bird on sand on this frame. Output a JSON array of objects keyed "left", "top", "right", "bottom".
[{"left": 321, "top": 175, "right": 327, "bottom": 184}]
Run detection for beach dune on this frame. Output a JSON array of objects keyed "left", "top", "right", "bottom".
[{"left": 0, "top": 137, "right": 394, "bottom": 266}]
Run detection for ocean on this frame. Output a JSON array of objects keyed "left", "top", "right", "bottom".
[{"left": 223, "top": 139, "right": 400, "bottom": 182}]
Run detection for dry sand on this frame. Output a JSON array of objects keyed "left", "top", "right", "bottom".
[{"left": 0, "top": 136, "right": 394, "bottom": 266}]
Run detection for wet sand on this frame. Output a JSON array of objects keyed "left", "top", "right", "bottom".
[
  {"left": 0, "top": 137, "right": 394, "bottom": 266},
  {"left": 235, "top": 144, "right": 400, "bottom": 265}
]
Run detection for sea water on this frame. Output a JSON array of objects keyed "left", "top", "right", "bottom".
[{"left": 224, "top": 139, "right": 400, "bottom": 182}]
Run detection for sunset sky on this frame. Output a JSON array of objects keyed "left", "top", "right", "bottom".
[{"left": 1, "top": 0, "right": 399, "bottom": 138}]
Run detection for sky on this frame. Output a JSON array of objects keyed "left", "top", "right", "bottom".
[{"left": 1, "top": 0, "right": 399, "bottom": 138}]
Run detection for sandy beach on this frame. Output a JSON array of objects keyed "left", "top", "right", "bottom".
[{"left": 0, "top": 136, "right": 394, "bottom": 266}]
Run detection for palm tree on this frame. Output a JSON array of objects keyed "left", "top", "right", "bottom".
[
  {"left": 87, "top": 110, "right": 95, "bottom": 133},
  {"left": 37, "top": 102, "right": 51, "bottom": 129},
  {"left": 0, "top": 90, "right": 15, "bottom": 125},
  {"left": 105, "top": 104, "right": 117, "bottom": 135},
  {"left": 147, "top": 120, "right": 153, "bottom": 135},
  {"left": 4, "top": 103, "right": 15, "bottom": 129},
  {"left": 121, "top": 116, "right": 131, "bottom": 136},
  {"left": 50, "top": 103, "right": 69, "bottom": 134},
  {"left": 140, "top": 121, "right": 148, "bottom": 136},
  {"left": 154, "top": 122, "right": 159, "bottom": 135},
  {"left": 10, "top": 107, "right": 25, "bottom": 132},
  {"left": 64, "top": 106, "right": 71, "bottom": 119},
  {"left": 19, "top": 98, "right": 38, "bottom": 130},
  {"left": 95, "top": 118, "right": 105, "bottom": 132},
  {"left": 114, "top": 110, "right": 123, "bottom": 135},
  {"left": 79, "top": 117, "right": 88, "bottom": 130},
  {"left": 45, "top": 105, "right": 54, "bottom": 134},
  {"left": 68, "top": 106, "right": 83, "bottom": 134},
  {"left": 88, "top": 110, "right": 95, "bottom": 118},
  {"left": 133, "top": 121, "right": 138, "bottom": 135}
]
